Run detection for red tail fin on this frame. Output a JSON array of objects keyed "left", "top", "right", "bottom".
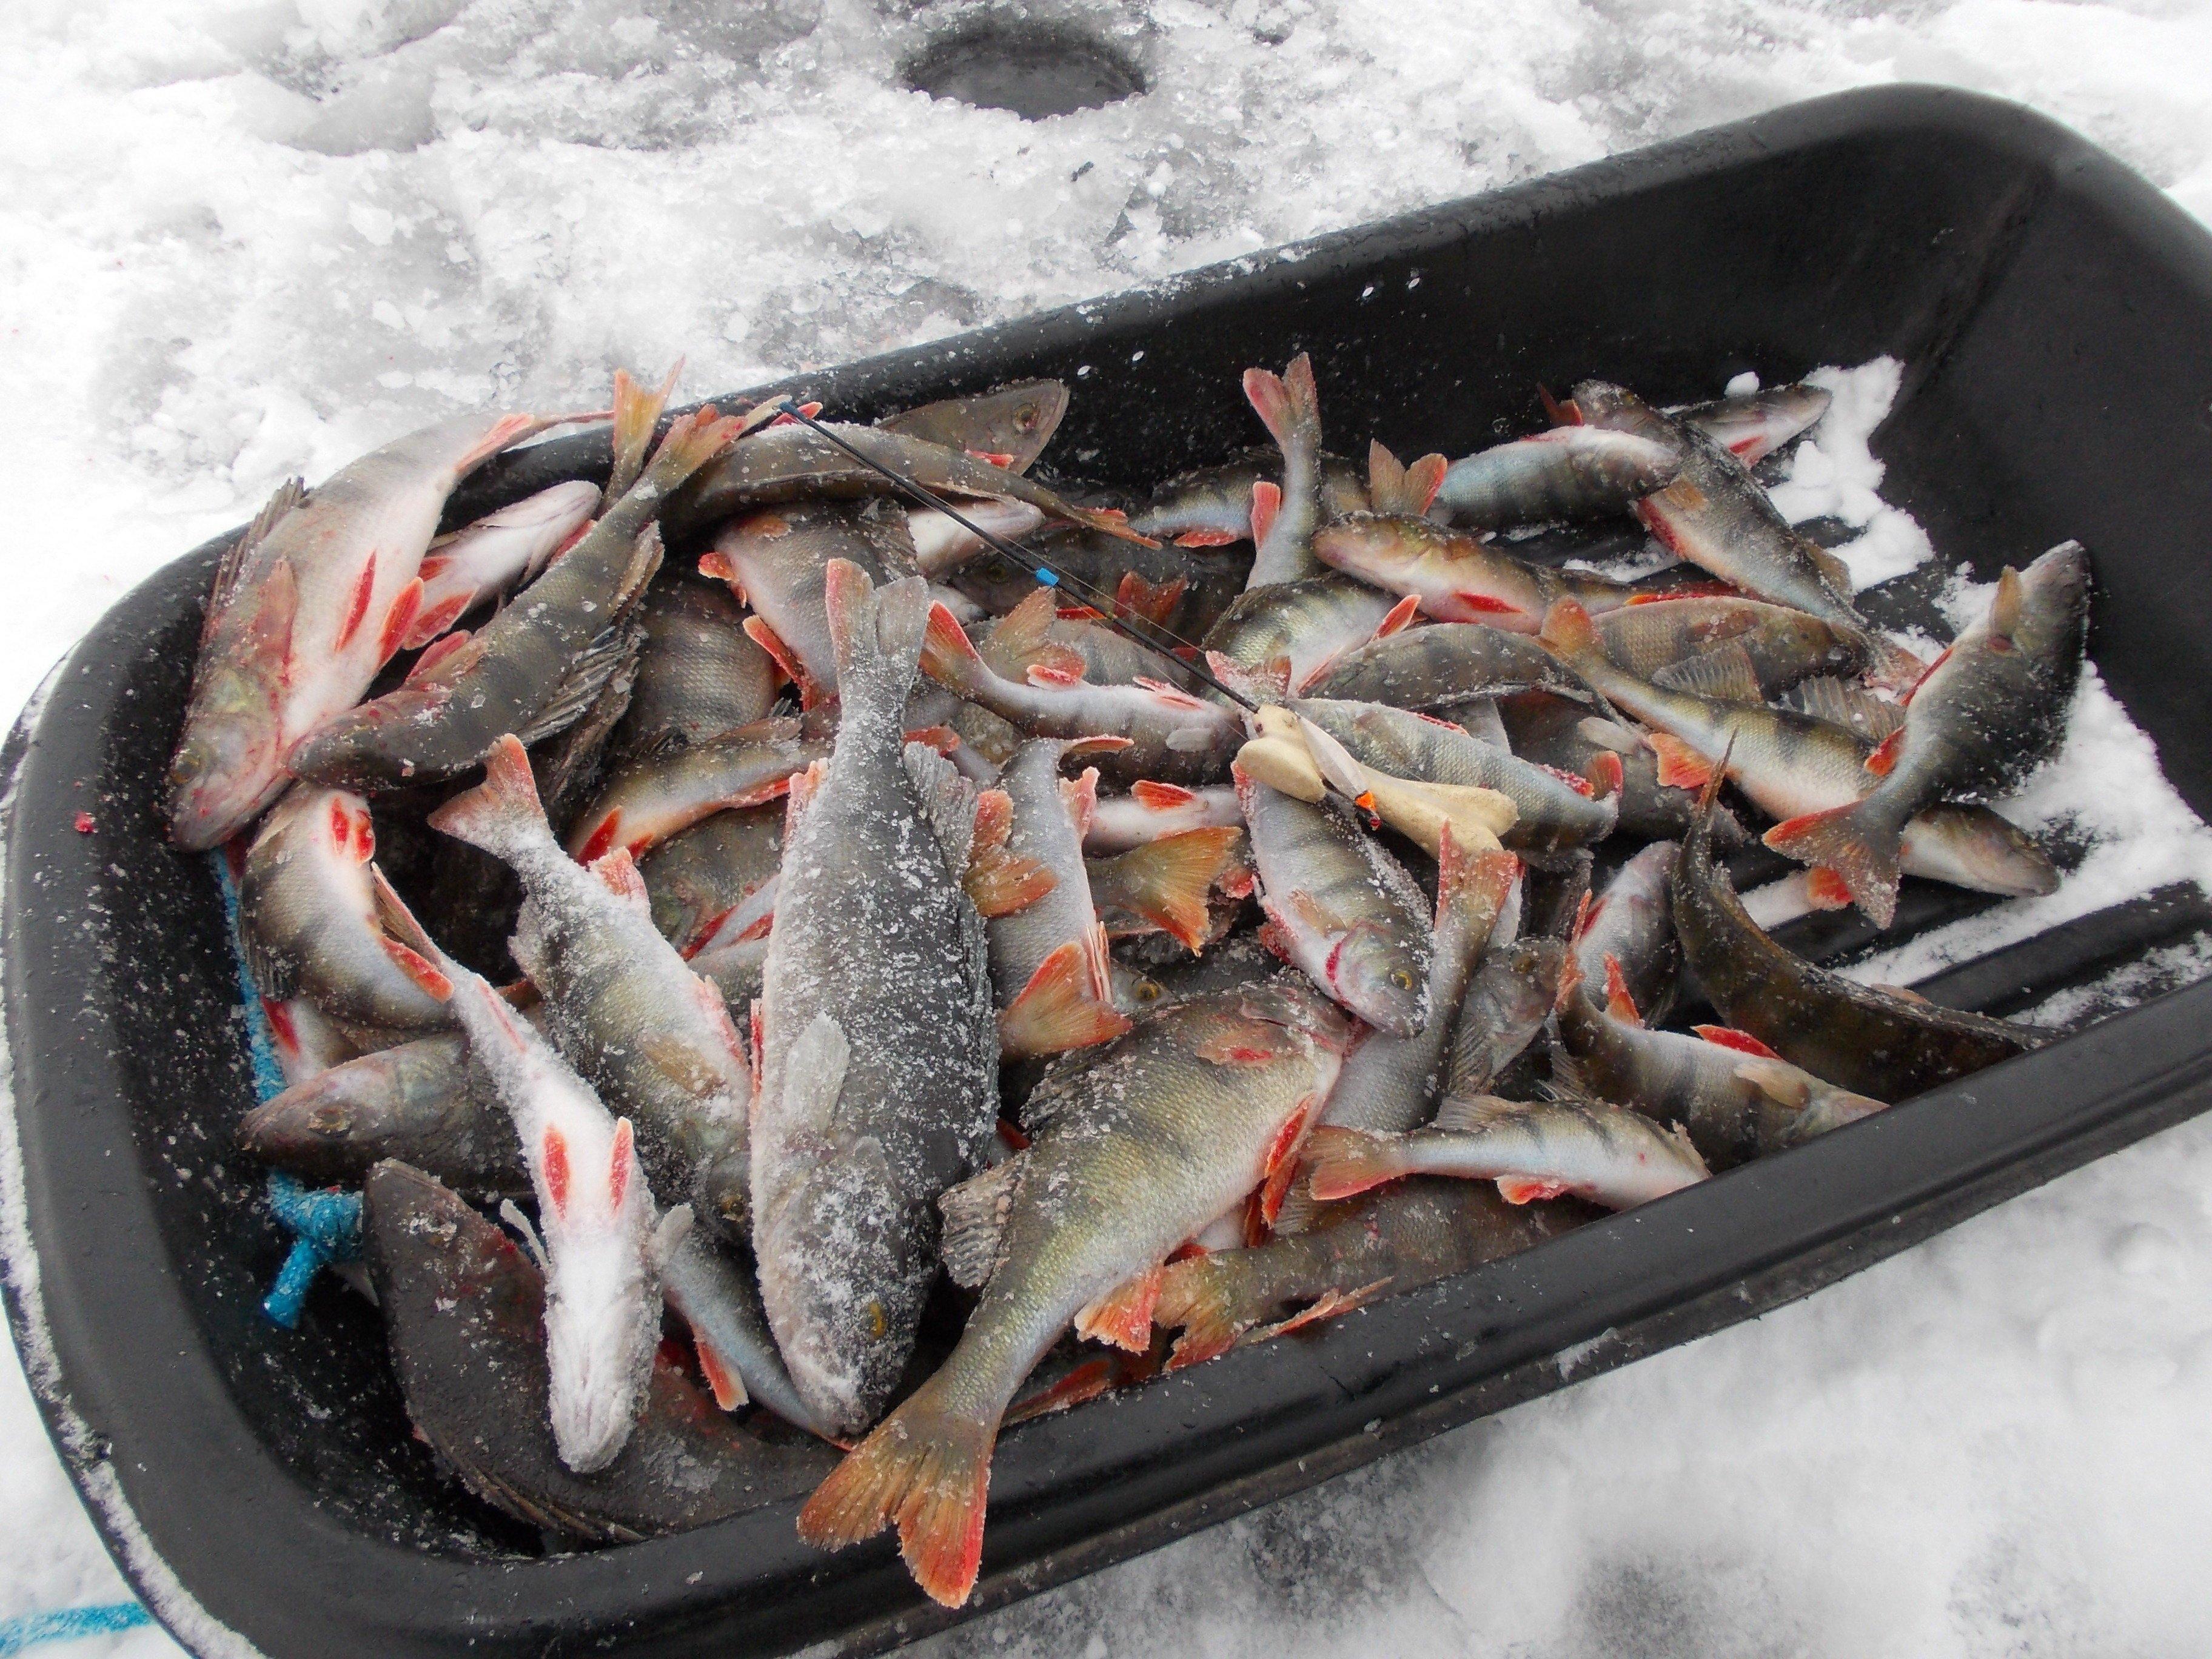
[
  {"left": 1087, "top": 825, "right": 1241, "bottom": 950},
  {"left": 424, "top": 734, "right": 548, "bottom": 860},
  {"left": 797, "top": 1384, "right": 996, "bottom": 1608},
  {"left": 1763, "top": 802, "right": 1903, "bottom": 928},
  {"left": 997, "top": 928, "right": 1131, "bottom": 1056}
]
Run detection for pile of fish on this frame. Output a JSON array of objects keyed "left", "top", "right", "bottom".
[{"left": 190, "top": 352, "right": 2088, "bottom": 1607}]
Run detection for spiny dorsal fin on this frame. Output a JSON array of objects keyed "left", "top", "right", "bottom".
[{"left": 1651, "top": 641, "right": 1763, "bottom": 703}]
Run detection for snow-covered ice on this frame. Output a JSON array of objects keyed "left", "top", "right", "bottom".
[{"left": 8, "top": 0, "right": 2212, "bottom": 1653}]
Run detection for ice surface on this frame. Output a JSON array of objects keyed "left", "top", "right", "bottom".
[{"left": 10, "top": 0, "right": 2212, "bottom": 1651}]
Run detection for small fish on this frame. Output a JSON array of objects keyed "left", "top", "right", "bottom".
[
  {"left": 699, "top": 498, "right": 922, "bottom": 707},
  {"left": 1293, "top": 697, "right": 1621, "bottom": 863},
  {"left": 921, "top": 600, "right": 1244, "bottom": 786},
  {"left": 1552, "top": 953, "right": 1886, "bottom": 1170},
  {"left": 1540, "top": 600, "right": 2058, "bottom": 904},
  {"left": 876, "top": 380, "right": 1069, "bottom": 475},
  {"left": 289, "top": 402, "right": 748, "bottom": 789},
  {"left": 363, "top": 1161, "right": 833, "bottom": 1541},
  {"left": 1130, "top": 447, "right": 1369, "bottom": 546},
  {"left": 1084, "top": 825, "right": 1245, "bottom": 952},
  {"left": 754, "top": 561, "right": 999, "bottom": 1438},
  {"left": 371, "top": 897, "right": 663, "bottom": 1475},
  {"left": 1083, "top": 780, "right": 1244, "bottom": 853},
  {"left": 429, "top": 737, "right": 754, "bottom": 1239},
  {"left": 1155, "top": 1177, "right": 1586, "bottom": 1369},
  {"left": 172, "top": 411, "right": 596, "bottom": 846},
  {"left": 1311, "top": 512, "right": 1640, "bottom": 630},
  {"left": 609, "top": 581, "right": 782, "bottom": 760},
  {"left": 1672, "top": 780, "right": 2049, "bottom": 1099},
  {"left": 665, "top": 419, "right": 1152, "bottom": 546},
  {"left": 654, "top": 1215, "right": 842, "bottom": 1439},
  {"left": 637, "top": 806, "right": 784, "bottom": 956},
  {"left": 1571, "top": 839, "right": 1680, "bottom": 1027},
  {"left": 1496, "top": 690, "right": 1746, "bottom": 846},
  {"left": 1442, "top": 937, "right": 1563, "bottom": 1101},
  {"left": 1275, "top": 833, "right": 1517, "bottom": 1235},
  {"left": 1200, "top": 572, "right": 1412, "bottom": 697},
  {"left": 1430, "top": 427, "right": 1680, "bottom": 529},
  {"left": 1766, "top": 542, "right": 2090, "bottom": 925},
  {"left": 1593, "top": 594, "right": 1864, "bottom": 697},
  {"left": 1564, "top": 381, "right": 1920, "bottom": 687},
  {"left": 568, "top": 718, "right": 831, "bottom": 865},
  {"left": 1302, "top": 620, "right": 1602, "bottom": 709},
  {"left": 1234, "top": 766, "right": 1433, "bottom": 1035},
  {"left": 238, "top": 786, "right": 453, "bottom": 1030},
  {"left": 988, "top": 739, "right": 1135, "bottom": 1058},
  {"left": 1304, "top": 1094, "right": 1709, "bottom": 1211},
  {"left": 237, "top": 1030, "right": 524, "bottom": 1197},
  {"left": 1675, "top": 381, "right": 1832, "bottom": 466},
  {"left": 797, "top": 981, "right": 1353, "bottom": 1607},
  {"left": 1242, "top": 354, "right": 1327, "bottom": 587},
  {"left": 400, "top": 480, "right": 601, "bottom": 652}
]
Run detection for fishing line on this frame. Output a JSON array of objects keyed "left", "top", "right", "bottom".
[{"left": 762, "top": 397, "right": 1262, "bottom": 713}]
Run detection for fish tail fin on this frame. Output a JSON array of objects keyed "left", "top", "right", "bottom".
[
  {"left": 797, "top": 1384, "right": 997, "bottom": 1609},
  {"left": 635, "top": 403, "right": 745, "bottom": 495},
  {"left": 824, "top": 558, "right": 928, "bottom": 725},
  {"left": 1537, "top": 598, "right": 1601, "bottom": 665},
  {"left": 425, "top": 734, "right": 551, "bottom": 862},
  {"left": 1763, "top": 800, "right": 1904, "bottom": 928},
  {"left": 1300, "top": 1125, "right": 1402, "bottom": 1202},
  {"left": 921, "top": 600, "right": 997, "bottom": 699},
  {"left": 1435, "top": 826, "right": 1519, "bottom": 937},
  {"left": 997, "top": 928, "right": 1131, "bottom": 1057},
  {"left": 1090, "top": 825, "right": 1242, "bottom": 950},
  {"left": 1156, "top": 1256, "right": 1245, "bottom": 1371},
  {"left": 1243, "top": 352, "right": 1321, "bottom": 458},
  {"left": 605, "top": 360, "right": 682, "bottom": 501}
]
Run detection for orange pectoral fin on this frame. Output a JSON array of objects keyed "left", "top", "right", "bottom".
[
  {"left": 1646, "top": 732, "right": 1717, "bottom": 792},
  {"left": 1073, "top": 1262, "right": 1165, "bottom": 1353},
  {"left": 1496, "top": 1176, "right": 1569, "bottom": 1204}
]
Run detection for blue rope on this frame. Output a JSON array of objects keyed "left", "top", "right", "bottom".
[{"left": 0, "top": 1603, "right": 153, "bottom": 1655}]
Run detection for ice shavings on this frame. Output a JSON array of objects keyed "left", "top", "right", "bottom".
[{"left": 1769, "top": 357, "right": 1937, "bottom": 591}]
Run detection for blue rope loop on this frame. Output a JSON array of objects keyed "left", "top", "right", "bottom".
[{"left": 260, "top": 1173, "right": 362, "bottom": 1330}]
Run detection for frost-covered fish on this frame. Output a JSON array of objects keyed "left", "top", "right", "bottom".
[
  {"left": 1235, "top": 766, "right": 1433, "bottom": 1035},
  {"left": 699, "top": 497, "right": 921, "bottom": 708},
  {"left": 1552, "top": 954, "right": 1885, "bottom": 1170},
  {"left": 1672, "top": 781, "right": 2049, "bottom": 1099},
  {"left": 238, "top": 785, "right": 452, "bottom": 1030},
  {"left": 1293, "top": 696, "right": 1621, "bottom": 863},
  {"left": 289, "top": 404, "right": 745, "bottom": 789},
  {"left": 1565, "top": 380, "right": 1920, "bottom": 687},
  {"left": 373, "top": 899, "right": 662, "bottom": 1474},
  {"left": 1155, "top": 1177, "right": 1584, "bottom": 1369},
  {"left": 363, "top": 1161, "right": 831, "bottom": 1541},
  {"left": 1593, "top": 594, "right": 1863, "bottom": 699},
  {"left": 170, "top": 407, "right": 598, "bottom": 848},
  {"left": 1676, "top": 382, "right": 1832, "bottom": 465},
  {"left": 1302, "top": 621, "right": 1600, "bottom": 709},
  {"left": 1199, "top": 573, "right": 1410, "bottom": 697},
  {"left": 1571, "top": 839, "right": 1680, "bottom": 1027},
  {"left": 1766, "top": 541, "right": 2090, "bottom": 925},
  {"left": 638, "top": 806, "right": 783, "bottom": 956},
  {"left": 797, "top": 980, "right": 1352, "bottom": 1606},
  {"left": 1430, "top": 427, "right": 1680, "bottom": 529},
  {"left": 922, "top": 600, "right": 1243, "bottom": 786},
  {"left": 1130, "top": 447, "right": 1368, "bottom": 546},
  {"left": 400, "top": 480, "right": 600, "bottom": 651},
  {"left": 609, "top": 581, "right": 782, "bottom": 760},
  {"left": 665, "top": 419, "right": 1151, "bottom": 546},
  {"left": 754, "top": 561, "right": 999, "bottom": 1438},
  {"left": 1443, "top": 937, "right": 1562, "bottom": 1101},
  {"left": 1082, "top": 781, "right": 1244, "bottom": 853},
  {"left": 429, "top": 736, "right": 754, "bottom": 1239},
  {"left": 1304, "top": 1095, "right": 1709, "bottom": 1212},
  {"left": 1540, "top": 600, "right": 2058, "bottom": 903},
  {"left": 1242, "top": 354, "right": 1327, "bottom": 587},
  {"left": 988, "top": 739, "right": 1133, "bottom": 1057},
  {"left": 237, "top": 1030, "right": 523, "bottom": 1196},
  {"left": 568, "top": 718, "right": 831, "bottom": 865},
  {"left": 877, "top": 380, "right": 1068, "bottom": 474},
  {"left": 1311, "top": 512, "right": 1640, "bottom": 630}
]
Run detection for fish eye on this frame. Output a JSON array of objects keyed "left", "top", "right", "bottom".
[
  {"left": 1389, "top": 969, "right": 1416, "bottom": 991},
  {"left": 1135, "top": 979, "right": 1162, "bottom": 1001}
]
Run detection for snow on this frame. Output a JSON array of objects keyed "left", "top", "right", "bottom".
[{"left": 10, "top": 0, "right": 2212, "bottom": 1654}]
